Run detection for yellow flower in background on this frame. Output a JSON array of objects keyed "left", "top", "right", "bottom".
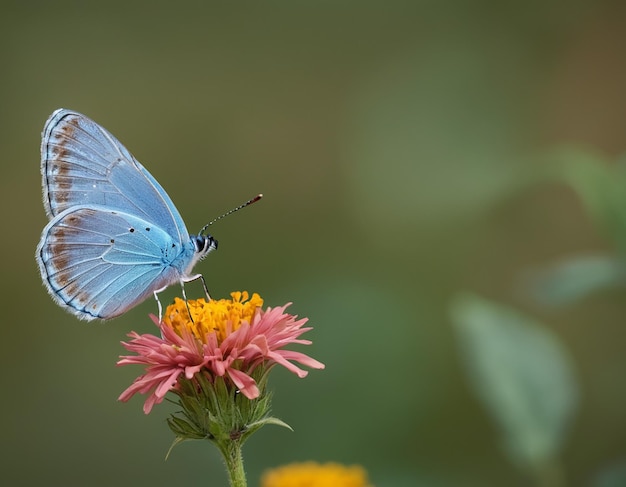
[{"left": 261, "top": 462, "right": 373, "bottom": 487}]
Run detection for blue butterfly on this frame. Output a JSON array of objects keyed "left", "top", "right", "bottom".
[{"left": 36, "top": 109, "right": 252, "bottom": 321}]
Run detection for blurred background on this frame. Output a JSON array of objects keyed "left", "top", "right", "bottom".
[{"left": 2, "top": 1, "right": 626, "bottom": 486}]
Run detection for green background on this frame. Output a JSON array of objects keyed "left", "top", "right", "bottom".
[{"left": 2, "top": 2, "right": 626, "bottom": 486}]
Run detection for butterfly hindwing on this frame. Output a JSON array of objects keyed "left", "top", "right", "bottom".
[{"left": 37, "top": 206, "right": 186, "bottom": 320}]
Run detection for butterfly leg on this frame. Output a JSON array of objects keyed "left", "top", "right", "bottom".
[
  {"left": 199, "top": 274, "right": 211, "bottom": 301},
  {"left": 179, "top": 281, "right": 195, "bottom": 322},
  {"left": 153, "top": 290, "right": 164, "bottom": 322},
  {"left": 180, "top": 273, "right": 211, "bottom": 300},
  {"left": 178, "top": 274, "right": 210, "bottom": 322}
]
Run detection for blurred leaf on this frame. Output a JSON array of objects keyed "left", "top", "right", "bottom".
[
  {"left": 552, "top": 146, "right": 626, "bottom": 252},
  {"left": 593, "top": 461, "right": 626, "bottom": 487},
  {"left": 450, "top": 294, "right": 579, "bottom": 474},
  {"left": 526, "top": 254, "right": 626, "bottom": 306}
]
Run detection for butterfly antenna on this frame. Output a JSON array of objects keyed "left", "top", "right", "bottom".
[{"left": 200, "top": 193, "right": 263, "bottom": 235}]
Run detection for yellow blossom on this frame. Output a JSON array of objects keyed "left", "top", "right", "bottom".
[
  {"left": 261, "top": 462, "right": 373, "bottom": 487},
  {"left": 163, "top": 291, "right": 264, "bottom": 343}
]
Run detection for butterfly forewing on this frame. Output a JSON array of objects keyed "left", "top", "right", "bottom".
[{"left": 41, "top": 109, "right": 188, "bottom": 242}]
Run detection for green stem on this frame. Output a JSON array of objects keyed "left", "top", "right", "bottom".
[{"left": 219, "top": 439, "right": 247, "bottom": 487}]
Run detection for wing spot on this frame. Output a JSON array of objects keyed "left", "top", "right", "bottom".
[
  {"left": 60, "top": 125, "right": 73, "bottom": 134},
  {"left": 110, "top": 238, "right": 115, "bottom": 244},
  {"left": 53, "top": 265, "right": 71, "bottom": 286},
  {"left": 57, "top": 179, "right": 72, "bottom": 191},
  {"left": 145, "top": 227, "right": 150, "bottom": 231},
  {"left": 65, "top": 282, "right": 80, "bottom": 298},
  {"left": 52, "top": 147, "right": 69, "bottom": 160},
  {"left": 129, "top": 227, "right": 135, "bottom": 233}
]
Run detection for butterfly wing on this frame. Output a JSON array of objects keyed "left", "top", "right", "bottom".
[
  {"left": 36, "top": 206, "right": 191, "bottom": 320},
  {"left": 40, "top": 109, "right": 188, "bottom": 243}
]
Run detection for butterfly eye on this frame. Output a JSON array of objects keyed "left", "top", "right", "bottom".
[{"left": 192, "top": 235, "right": 218, "bottom": 254}]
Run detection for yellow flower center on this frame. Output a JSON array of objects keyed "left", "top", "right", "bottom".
[
  {"left": 163, "top": 291, "right": 264, "bottom": 344},
  {"left": 260, "top": 462, "right": 373, "bottom": 487}
]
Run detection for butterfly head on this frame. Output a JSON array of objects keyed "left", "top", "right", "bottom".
[{"left": 192, "top": 234, "right": 218, "bottom": 260}]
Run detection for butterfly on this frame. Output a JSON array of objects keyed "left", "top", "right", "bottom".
[{"left": 36, "top": 108, "right": 260, "bottom": 321}]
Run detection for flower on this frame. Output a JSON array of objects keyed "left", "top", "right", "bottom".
[
  {"left": 260, "top": 462, "right": 373, "bottom": 487},
  {"left": 118, "top": 291, "right": 324, "bottom": 414}
]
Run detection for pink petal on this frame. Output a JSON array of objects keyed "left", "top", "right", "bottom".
[
  {"left": 155, "top": 369, "right": 184, "bottom": 398},
  {"left": 227, "top": 369, "right": 260, "bottom": 399}
]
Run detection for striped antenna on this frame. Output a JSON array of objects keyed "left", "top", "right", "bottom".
[{"left": 199, "top": 194, "right": 263, "bottom": 235}]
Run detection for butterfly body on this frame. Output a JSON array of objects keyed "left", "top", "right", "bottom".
[{"left": 36, "top": 109, "right": 217, "bottom": 320}]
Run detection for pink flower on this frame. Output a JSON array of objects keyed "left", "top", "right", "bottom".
[{"left": 118, "top": 292, "right": 324, "bottom": 414}]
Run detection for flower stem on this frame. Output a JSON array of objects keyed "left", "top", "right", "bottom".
[{"left": 219, "top": 439, "right": 247, "bottom": 487}]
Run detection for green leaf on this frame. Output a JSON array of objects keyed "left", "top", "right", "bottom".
[
  {"left": 166, "top": 370, "right": 278, "bottom": 447},
  {"left": 527, "top": 254, "right": 626, "bottom": 306},
  {"left": 248, "top": 416, "right": 293, "bottom": 432},
  {"left": 450, "top": 294, "right": 579, "bottom": 473},
  {"left": 552, "top": 146, "right": 626, "bottom": 251},
  {"left": 593, "top": 462, "right": 626, "bottom": 487},
  {"left": 165, "top": 437, "right": 188, "bottom": 461}
]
